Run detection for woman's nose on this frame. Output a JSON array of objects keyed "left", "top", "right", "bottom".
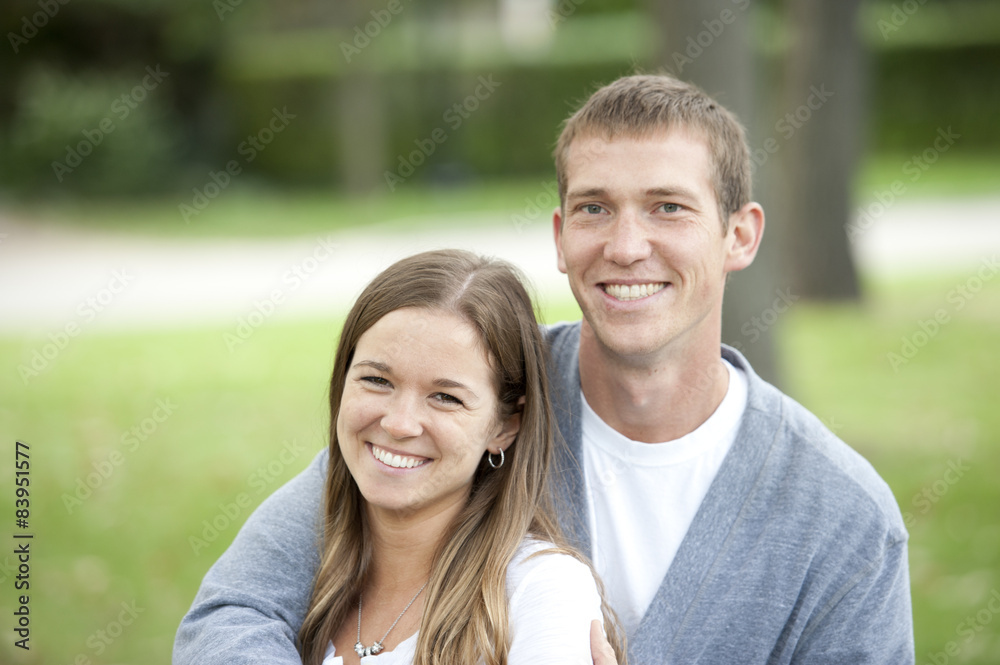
[{"left": 379, "top": 394, "right": 423, "bottom": 439}]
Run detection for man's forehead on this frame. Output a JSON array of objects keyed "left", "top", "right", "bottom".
[
  {"left": 565, "top": 124, "right": 711, "bottom": 160},
  {"left": 563, "top": 127, "right": 714, "bottom": 192}
]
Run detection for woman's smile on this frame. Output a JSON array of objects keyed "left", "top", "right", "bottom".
[{"left": 368, "top": 443, "right": 430, "bottom": 470}]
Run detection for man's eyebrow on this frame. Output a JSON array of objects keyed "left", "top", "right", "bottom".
[
  {"left": 567, "top": 186, "right": 702, "bottom": 201},
  {"left": 645, "top": 186, "right": 700, "bottom": 201},
  {"left": 565, "top": 187, "right": 609, "bottom": 200}
]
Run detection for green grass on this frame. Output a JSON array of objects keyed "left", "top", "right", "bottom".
[
  {"left": 5, "top": 178, "right": 558, "bottom": 238},
  {"left": 6, "top": 151, "right": 998, "bottom": 239},
  {"left": 857, "top": 151, "right": 1000, "bottom": 200},
  {"left": 2, "top": 275, "right": 998, "bottom": 664}
]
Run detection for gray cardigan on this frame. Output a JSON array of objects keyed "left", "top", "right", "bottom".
[{"left": 174, "top": 322, "right": 914, "bottom": 664}]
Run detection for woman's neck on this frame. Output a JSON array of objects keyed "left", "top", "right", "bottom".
[{"left": 365, "top": 502, "right": 458, "bottom": 591}]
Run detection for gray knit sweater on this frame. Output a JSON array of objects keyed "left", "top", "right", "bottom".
[{"left": 174, "top": 322, "right": 914, "bottom": 664}]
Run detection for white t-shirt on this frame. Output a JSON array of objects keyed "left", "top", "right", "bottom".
[
  {"left": 321, "top": 539, "right": 603, "bottom": 664},
  {"left": 582, "top": 359, "right": 748, "bottom": 634}
]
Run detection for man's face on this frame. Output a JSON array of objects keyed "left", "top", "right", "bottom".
[{"left": 554, "top": 128, "right": 742, "bottom": 362}]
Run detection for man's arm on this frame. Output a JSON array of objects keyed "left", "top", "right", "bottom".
[
  {"left": 792, "top": 536, "right": 914, "bottom": 664},
  {"left": 173, "top": 449, "right": 327, "bottom": 665}
]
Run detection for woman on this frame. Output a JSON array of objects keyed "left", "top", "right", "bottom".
[{"left": 297, "top": 250, "right": 624, "bottom": 665}]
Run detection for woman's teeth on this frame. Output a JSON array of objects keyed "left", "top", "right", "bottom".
[{"left": 372, "top": 445, "right": 427, "bottom": 469}]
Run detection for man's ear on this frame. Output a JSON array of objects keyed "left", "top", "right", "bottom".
[
  {"left": 492, "top": 396, "right": 525, "bottom": 453},
  {"left": 724, "top": 201, "right": 765, "bottom": 273},
  {"left": 553, "top": 207, "right": 568, "bottom": 274}
]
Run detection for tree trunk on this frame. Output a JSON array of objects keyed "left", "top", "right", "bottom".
[
  {"left": 652, "top": 0, "right": 781, "bottom": 386},
  {"left": 779, "top": 0, "right": 864, "bottom": 300},
  {"left": 332, "top": 3, "right": 387, "bottom": 194}
]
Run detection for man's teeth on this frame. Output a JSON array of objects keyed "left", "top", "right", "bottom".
[
  {"left": 372, "top": 445, "right": 426, "bottom": 469},
  {"left": 603, "top": 283, "right": 665, "bottom": 301}
]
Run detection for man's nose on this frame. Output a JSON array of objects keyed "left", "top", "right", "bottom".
[{"left": 604, "top": 209, "right": 652, "bottom": 266}]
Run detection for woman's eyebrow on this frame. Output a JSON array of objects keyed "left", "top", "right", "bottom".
[
  {"left": 352, "top": 359, "right": 390, "bottom": 373},
  {"left": 433, "top": 378, "right": 478, "bottom": 395}
]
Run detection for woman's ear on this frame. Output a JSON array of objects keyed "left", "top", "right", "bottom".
[{"left": 492, "top": 396, "right": 525, "bottom": 453}]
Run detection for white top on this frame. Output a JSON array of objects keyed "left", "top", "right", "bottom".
[
  {"left": 321, "top": 539, "right": 603, "bottom": 664},
  {"left": 582, "top": 359, "right": 748, "bottom": 634}
]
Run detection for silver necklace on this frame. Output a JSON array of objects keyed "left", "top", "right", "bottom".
[{"left": 354, "top": 582, "right": 427, "bottom": 658}]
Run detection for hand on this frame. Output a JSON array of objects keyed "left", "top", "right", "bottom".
[{"left": 590, "top": 619, "right": 618, "bottom": 665}]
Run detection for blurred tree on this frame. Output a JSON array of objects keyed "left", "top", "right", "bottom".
[
  {"left": 650, "top": 0, "right": 781, "bottom": 386},
  {"left": 0, "top": 0, "right": 226, "bottom": 197},
  {"left": 777, "top": 0, "right": 864, "bottom": 300},
  {"left": 327, "top": 2, "right": 388, "bottom": 194}
]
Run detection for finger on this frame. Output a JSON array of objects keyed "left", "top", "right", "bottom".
[{"left": 590, "top": 619, "right": 617, "bottom": 665}]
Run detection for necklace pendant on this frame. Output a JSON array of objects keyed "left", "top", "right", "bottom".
[
  {"left": 370, "top": 641, "right": 384, "bottom": 655},
  {"left": 354, "top": 642, "right": 365, "bottom": 657}
]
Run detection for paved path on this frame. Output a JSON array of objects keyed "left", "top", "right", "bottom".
[{"left": 1, "top": 196, "right": 998, "bottom": 334}]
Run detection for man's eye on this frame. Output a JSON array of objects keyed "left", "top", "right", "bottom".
[
  {"left": 659, "top": 203, "right": 681, "bottom": 213},
  {"left": 582, "top": 204, "right": 604, "bottom": 214}
]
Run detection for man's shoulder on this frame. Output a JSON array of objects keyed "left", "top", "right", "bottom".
[
  {"left": 541, "top": 320, "right": 580, "bottom": 348},
  {"left": 726, "top": 347, "right": 907, "bottom": 547},
  {"left": 541, "top": 321, "right": 582, "bottom": 386},
  {"left": 775, "top": 391, "right": 902, "bottom": 532}
]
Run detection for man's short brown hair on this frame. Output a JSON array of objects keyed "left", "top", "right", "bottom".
[{"left": 554, "top": 74, "right": 752, "bottom": 226}]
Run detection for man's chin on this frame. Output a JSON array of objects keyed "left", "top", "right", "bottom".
[{"left": 582, "top": 320, "right": 668, "bottom": 361}]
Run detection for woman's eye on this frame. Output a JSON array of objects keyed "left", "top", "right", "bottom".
[
  {"left": 362, "top": 376, "right": 390, "bottom": 387},
  {"left": 659, "top": 203, "right": 681, "bottom": 213},
  {"left": 434, "top": 392, "right": 463, "bottom": 406}
]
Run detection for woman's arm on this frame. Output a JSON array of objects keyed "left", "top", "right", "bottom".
[{"left": 506, "top": 547, "right": 607, "bottom": 664}]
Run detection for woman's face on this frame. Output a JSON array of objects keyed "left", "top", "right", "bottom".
[{"left": 337, "top": 307, "right": 519, "bottom": 524}]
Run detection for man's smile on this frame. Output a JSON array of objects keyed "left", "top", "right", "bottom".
[{"left": 601, "top": 282, "right": 667, "bottom": 302}]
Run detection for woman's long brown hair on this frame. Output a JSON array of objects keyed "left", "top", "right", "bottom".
[{"left": 298, "top": 249, "right": 625, "bottom": 665}]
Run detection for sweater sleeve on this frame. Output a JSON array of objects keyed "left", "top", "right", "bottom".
[
  {"left": 506, "top": 547, "right": 605, "bottom": 665},
  {"left": 173, "top": 449, "right": 327, "bottom": 665},
  {"left": 791, "top": 535, "right": 914, "bottom": 665}
]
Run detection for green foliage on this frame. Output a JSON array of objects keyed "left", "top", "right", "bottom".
[
  {"left": 4, "top": 2, "right": 999, "bottom": 198},
  {"left": 2, "top": 66, "right": 182, "bottom": 197},
  {"left": 872, "top": 44, "right": 1000, "bottom": 154}
]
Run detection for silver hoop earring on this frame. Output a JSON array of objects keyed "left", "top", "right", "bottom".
[{"left": 487, "top": 449, "right": 504, "bottom": 469}]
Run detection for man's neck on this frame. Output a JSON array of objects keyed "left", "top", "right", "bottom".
[{"left": 578, "top": 324, "right": 730, "bottom": 443}]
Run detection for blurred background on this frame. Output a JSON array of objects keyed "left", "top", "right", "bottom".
[{"left": 1, "top": 0, "right": 999, "bottom": 663}]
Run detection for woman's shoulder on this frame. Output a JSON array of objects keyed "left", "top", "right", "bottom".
[
  {"left": 506, "top": 537, "right": 598, "bottom": 606},
  {"left": 504, "top": 538, "right": 605, "bottom": 663}
]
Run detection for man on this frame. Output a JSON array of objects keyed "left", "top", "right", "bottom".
[{"left": 175, "top": 75, "right": 914, "bottom": 664}]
